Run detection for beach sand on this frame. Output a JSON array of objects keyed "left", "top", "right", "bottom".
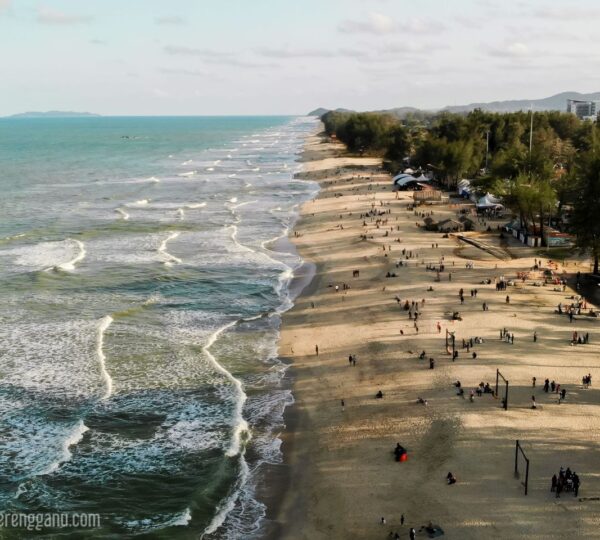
[{"left": 267, "top": 132, "right": 600, "bottom": 539}]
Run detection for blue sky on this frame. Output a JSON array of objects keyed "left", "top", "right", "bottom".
[{"left": 1, "top": 0, "right": 600, "bottom": 115}]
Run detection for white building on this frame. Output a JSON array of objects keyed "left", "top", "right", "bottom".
[{"left": 567, "top": 99, "right": 600, "bottom": 121}]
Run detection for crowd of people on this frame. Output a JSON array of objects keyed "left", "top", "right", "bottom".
[{"left": 551, "top": 467, "right": 581, "bottom": 497}]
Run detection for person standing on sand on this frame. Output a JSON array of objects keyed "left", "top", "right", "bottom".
[
  {"left": 315, "top": 345, "right": 319, "bottom": 356},
  {"left": 401, "top": 514, "right": 405, "bottom": 526},
  {"left": 341, "top": 399, "right": 345, "bottom": 411},
  {"left": 409, "top": 527, "right": 416, "bottom": 540},
  {"left": 533, "top": 331, "right": 538, "bottom": 342}
]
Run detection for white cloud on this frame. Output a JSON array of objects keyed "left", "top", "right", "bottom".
[
  {"left": 159, "top": 67, "right": 208, "bottom": 77},
  {"left": 255, "top": 47, "right": 366, "bottom": 59},
  {"left": 338, "top": 12, "right": 395, "bottom": 34},
  {"left": 37, "top": 7, "right": 92, "bottom": 25},
  {"left": 164, "top": 46, "right": 233, "bottom": 58},
  {"left": 489, "top": 42, "right": 531, "bottom": 58},
  {"left": 155, "top": 16, "right": 185, "bottom": 25},
  {"left": 534, "top": 6, "right": 600, "bottom": 20},
  {"left": 339, "top": 13, "right": 443, "bottom": 35},
  {"left": 164, "top": 45, "right": 278, "bottom": 68}
]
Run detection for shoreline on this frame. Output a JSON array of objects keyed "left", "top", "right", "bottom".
[{"left": 258, "top": 132, "right": 600, "bottom": 539}]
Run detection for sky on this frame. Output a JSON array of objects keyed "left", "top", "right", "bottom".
[{"left": 1, "top": 0, "right": 600, "bottom": 116}]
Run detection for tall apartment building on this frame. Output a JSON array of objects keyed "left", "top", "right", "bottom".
[{"left": 566, "top": 99, "right": 600, "bottom": 121}]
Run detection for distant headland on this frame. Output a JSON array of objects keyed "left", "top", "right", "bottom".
[{"left": 6, "top": 111, "right": 101, "bottom": 118}]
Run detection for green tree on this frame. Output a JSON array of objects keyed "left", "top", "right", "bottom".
[{"left": 571, "top": 155, "right": 600, "bottom": 274}]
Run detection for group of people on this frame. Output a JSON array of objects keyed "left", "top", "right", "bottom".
[
  {"left": 551, "top": 467, "right": 580, "bottom": 497},
  {"left": 571, "top": 331, "right": 590, "bottom": 345}
]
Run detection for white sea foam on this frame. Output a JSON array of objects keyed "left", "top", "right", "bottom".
[
  {"left": 176, "top": 208, "right": 185, "bottom": 220},
  {"left": 184, "top": 202, "right": 206, "bottom": 209},
  {"left": 97, "top": 315, "right": 114, "bottom": 400},
  {"left": 229, "top": 197, "right": 238, "bottom": 203},
  {"left": 168, "top": 508, "right": 192, "bottom": 527},
  {"left": 228, "top": 174, "right": 237, "bottom": 178},
  {"left": 201, "top": 456, "right": 249, "bottom": 538},
  {"left": 115, "top": 208, "right": 130, "bottom": 221},
  {"left": 44, "top": 239, "right": 86, "bottom": 272},
  {"left": 202, "top": 321, "right": 249, "bottom": 458},
  {"left": 158, "top": 232, "right": 182, "bottom": 266},
  {"left": 125, "top": 199, "right": 149, "bottom": 208},
  {"left": 206, "top": 167, "right": 214, "bottom": 171},
  {"left": 178, "top": 171, "right": 196, "bottom": 177},
  {"left": 230, "top": 200, "right": 257, "bottom": 210},
  {"left": 147, "top": 176, "right": 161, "bottom": 183},
  {"left": 39, "top": 419, "right": 89, "bottom": 476}
]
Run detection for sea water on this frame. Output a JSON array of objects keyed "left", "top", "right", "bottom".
[{"left": 0, "top": 116, "right": 318, "bottom": 537}]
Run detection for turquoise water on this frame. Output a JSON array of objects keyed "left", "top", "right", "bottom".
[{"left": 0, "top": 116, "right": 318, "bottom": 537}]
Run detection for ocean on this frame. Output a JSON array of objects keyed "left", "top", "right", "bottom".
[{"left": 0, "top": 116, "right": 318, "bottom": 537}]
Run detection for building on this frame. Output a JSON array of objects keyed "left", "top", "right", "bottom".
[{"left": 567, "top": 99, "right": 600, "bottom": 121}]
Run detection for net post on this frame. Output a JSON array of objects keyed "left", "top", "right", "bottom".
[
  {"left": 515, "top": 440, "right": 519, "bottom": 476},
  {"left": 505, "top": 380, "right": 509, "bottom": 410},
  {"left": 525, "top": 458, "right": 529, "bottom": 495},
  {"left": 495, "top": 369, "right": 499, "bottom": 397}
]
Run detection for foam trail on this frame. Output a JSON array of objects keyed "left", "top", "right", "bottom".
[
  {"left": 201, "top": 455, "right": 249, "bottom": 538},
  {"left": 230, "top": 200, "right": 256, "bottom": 210},
  {"left": 38, "top": 419, "right": 89, "bottom": 476},
  {"left": 202, "top": 321, "right": 249, "bottom": 457},
  {"left": 178, "top": 171, "right": 196, "bottom": 177},
  {"left": 159, "top": 232, "right": 183, "bottom": 265},
  {"left": 97, "top": 315, "right": 114, "bottom": 400},
  {"left": 115, "top": 208, "right": 130, "bottom": 221},
  {"left": 184, "top": 202, "right": 206, "bottom": 209},
  {"left": 229, "top": 225, "right": 255, "bottom": 254},
  {"left": 147, "top": 176, "right": 160, "bottom": 183},
  {"left": 125, "top": 199, "right": 148, "bottom": 207},
  {"left": 46, "top": 239, "right": 86, "bottom": 271}
]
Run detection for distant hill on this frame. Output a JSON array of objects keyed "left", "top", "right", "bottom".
[
  {"left": 307, "top": 107, "right": 353, "bottom": 116},
  {"left": 7, "top": 111, "right": 100, "bottom": 118},
  {"left": 309, "top": 91, "right": 600, "bottom": 118},
  {"left": 443, "top": 91, "right": 600, "bottom": 114}
]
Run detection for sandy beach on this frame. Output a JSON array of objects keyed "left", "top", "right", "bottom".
[{"left": 268, "top": 131, "right": 600, "bottom": 539}]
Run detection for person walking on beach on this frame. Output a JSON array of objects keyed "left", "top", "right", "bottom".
[
  {"left": 401, "top": 514, "right": 405, "bottom": 526},
  {"left": 341, "top": 399, "right": 345, "bottom": 411},
  {"left": 315, "top": 345, "right": 319, "bottom": 356},
  {"left": 533, "top": 331, "right": 538, "bottom": 343},
  {"left": 409, "top": 527, "right": 416, "bottom": 540}
]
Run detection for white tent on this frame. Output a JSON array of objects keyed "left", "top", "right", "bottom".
[{"left": 476, "top": 193, "right": 503, "bottom": 209}]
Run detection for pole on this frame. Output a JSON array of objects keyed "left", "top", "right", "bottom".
[
  {"left": 495, "top": 369, "right": 499, "bottom": 397},
  {"left": 515, "top": 440, "right": 519, "bottom": 476},
  {"left": 529, "top": 108, "right": 534, "bottom": 178},
  {"left": 485, "top": 131, "right": 490, "bottom": 171},
  {"left": 505, "top": 380, "right": 509, "bottom": 410},
  {"left": 524, "top": 458, "right": 529, "bottom": 495}
]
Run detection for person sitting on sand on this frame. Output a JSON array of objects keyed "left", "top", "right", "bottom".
[
  {"left": 419, "top": 350, "right": 426, "bottom": 360},
  {"left": 376, "top": 390, "right": 383, "bottom": 399},
  {"left": 417, "top": 397, "right": 428, "bottom": 405},
  {"left": 394, "top": 443, "right": 407, "bottom": 461},
  {"left": 447, "top": 472, "right": 457, "bottom": 485}
]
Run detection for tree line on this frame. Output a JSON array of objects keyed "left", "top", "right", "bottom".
[{"left": 321, "top": 109, "right": 600, "bottom": 272}]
